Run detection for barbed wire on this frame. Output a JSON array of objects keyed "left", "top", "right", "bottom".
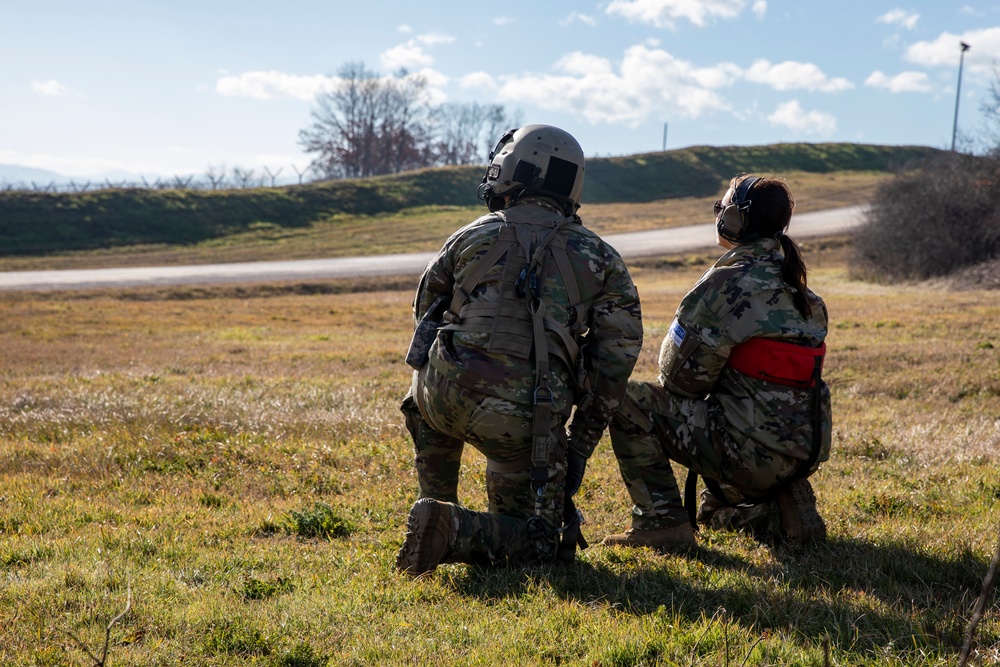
[{"left": 0, "top": 164, "right": 318, "bottom": 194}]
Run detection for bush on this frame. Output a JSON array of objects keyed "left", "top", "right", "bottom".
[
  {"left": 852, "top": 152, "right": 1000, "bottom": 281},
  {"left": 288, "top": 502, "right": 353, "bottom": 540}
]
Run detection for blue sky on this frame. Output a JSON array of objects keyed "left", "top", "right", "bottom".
[{"left": 3, "top": 1, "right": 999, "bottom": 181}]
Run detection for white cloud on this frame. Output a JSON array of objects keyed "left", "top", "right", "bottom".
[
  {"left": 767, "top": 100, "right": 836, "bottom": 135},
  {"left": 744, "top": 59, "right": 854, "bottom": 92},
  {"left": 215, "top": 71, "right": 335, "bottom": 101},
  {"left": 414, "top": 67, "right": 449, "bottom": 89},
  {"left": 864, "top": 70, "right": 933, "bottom": 93},
  {"left": 493, "top": 17, "right": 514, "bottom": 26},
  {"left": 877, "top": 9, "right": 920, "bottom": 30},
  {"left": 752, "top": 1, "right": 767, "bottom": 19},
  {"left": 215, "top": 66, "right": 449, "bottom": 106},
  {"left": 459, "top": 71, "right": 497, "bottom": 89},
  {"left": 397, "top": 24, "right": 413, "bottom": 34},
  {"left": 380, "top": 32, "right": 455, "bottom": 71},
  {"left": 496, "top": 44, "right": 737, "bottom": 125},
  {"left": 905, "top": 28, "right": 1000, "bottom": 70},
  {"left": 605, "top": 0, "right": 747, "bottom": 28},
  {"left": 381, "top": 42, "right": 433, "bottom": 70},
  {"left": 30, "top": 79, "right": 75, "bottom": 97},
  {"left": 563, "top": 12, "right": 597, "bottom": 27}
]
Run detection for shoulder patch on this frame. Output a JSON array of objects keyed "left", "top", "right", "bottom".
[{"left": 669, "top": 318, "right": 686, "bottom": 348}]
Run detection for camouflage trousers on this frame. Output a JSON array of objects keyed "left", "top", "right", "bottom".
[
  {"left": 400, "top": 366, "right": 568, "bottom": 564},
  {"left": 609, "top": 380, "right": 799, "bottom": 531}
]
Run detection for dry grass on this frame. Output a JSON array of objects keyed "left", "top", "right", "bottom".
[{"left": 1, "top": 240, "right": 998, "bottom": 666}]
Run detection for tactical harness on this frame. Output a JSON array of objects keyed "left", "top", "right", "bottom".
[
  {"left": 683, "top": 337, "right": 826, "bottom": 529},
  {"left": 438, "top": 211, "right": 591, "bottom": 561}
]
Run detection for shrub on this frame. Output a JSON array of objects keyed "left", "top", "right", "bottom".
[
  {"left": 288, "top": 502, "right": 353, "bottom": 540},
  {"left": 272, "top": 642, "right": 329, "bottom": 667},
  {"left": 852, "top": 151, "right": 1000, "bottom": 281}
]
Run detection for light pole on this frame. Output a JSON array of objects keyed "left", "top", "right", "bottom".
[{"left": 952, "top": 41, "right": 971, "bottom": 151}]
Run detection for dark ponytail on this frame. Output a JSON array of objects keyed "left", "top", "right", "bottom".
[
  {"left": 739, "top": 176, "right": 812, "bottom": 319},
  {"left": 777, "top": 233, "right": 812, "bottom": 319}
]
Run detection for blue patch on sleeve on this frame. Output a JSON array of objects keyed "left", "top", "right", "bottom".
[{"left": 669, "top": 319, "right": 685, "bottom": 348}]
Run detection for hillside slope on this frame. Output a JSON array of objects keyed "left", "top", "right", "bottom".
[{"left": 0, "top": 143, "right": 941, "bottom": 256}]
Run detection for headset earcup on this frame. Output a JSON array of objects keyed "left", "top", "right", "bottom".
[{"left": 719, "top": 205, "right": 744, "bottom": 242}]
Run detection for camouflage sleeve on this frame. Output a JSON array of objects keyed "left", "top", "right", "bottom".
[
  {"left": 567, "top": 252, "right": 643, "bottom": 458},
  {"left": 657, "top": 315, "right": 729, "bottom": 398},
  {"left": 412, "top": 240, "right": 457, "bottom": 327},
  {"left": 658, "top": 277, "right": 731, "bottom": 398}
]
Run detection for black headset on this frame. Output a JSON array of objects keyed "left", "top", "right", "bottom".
[{"left": 716, "top": 176, "right": 760, "bottom": 243}]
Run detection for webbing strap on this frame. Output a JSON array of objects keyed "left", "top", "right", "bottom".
[
  {"left": 444, "top": 224, "right": 517, "bottom": 324},
  {"left": 551, "top": 244, "right": 583, "bottom": 318},
  {"left": 530, "top": 296, "right": 553, "bottom": 472}
]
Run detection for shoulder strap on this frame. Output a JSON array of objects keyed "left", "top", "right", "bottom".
[{"left": 442, "top": 224, "right": 517, "bottom": 325}]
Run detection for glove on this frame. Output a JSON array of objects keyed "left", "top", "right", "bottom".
[{"left": 565, "top": 450, "right": 587, "bottom": 498}]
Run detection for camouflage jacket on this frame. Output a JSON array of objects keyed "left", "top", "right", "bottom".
[
  {"left": 412, "top": 200, "right": 643, "bottom": 457},
  {"left": 658, "top": 238, "right": 832, "bottom": 465}
]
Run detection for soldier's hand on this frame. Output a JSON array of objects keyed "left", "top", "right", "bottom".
[{"left": 565, "top": 450, "right": 587, "bottom": 498}]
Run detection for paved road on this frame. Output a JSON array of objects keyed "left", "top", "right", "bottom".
[{"left": 0, "top": 205, "right": 865, "bottom": 292}]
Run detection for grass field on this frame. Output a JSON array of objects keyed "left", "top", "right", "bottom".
[{"left": 1, "top": 237, "right": 998, "bottom": 666}]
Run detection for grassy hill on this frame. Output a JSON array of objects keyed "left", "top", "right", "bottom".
[{"left": 0, "top": 143, "right": 941, "bottom": 257}]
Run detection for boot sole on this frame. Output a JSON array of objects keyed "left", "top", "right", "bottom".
[{"left": 396, "top": 499, "right": 446, "bottom": 575}]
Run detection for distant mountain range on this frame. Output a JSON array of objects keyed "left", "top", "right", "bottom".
[
  {"left": 0, "top": 163, "right": 155, "bottom": 187},
  {"left": 0, "top": 164, "right": 73, "bottom": 185}
]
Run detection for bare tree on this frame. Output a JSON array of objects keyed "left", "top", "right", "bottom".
[
  {"left": 979, "top": 64, "right": 1000, "bottom": 155},
  {"left": 299, "top": 62, "right": 433, "bottom": 179},
  {"left": 433, "top": 103, "right": 518, "bottom": 165}
]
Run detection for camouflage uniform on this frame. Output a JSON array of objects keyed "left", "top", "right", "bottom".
[
  {"left": 609, "top": 238, "right": 831, "bottom": 530},
  {"left": 401, "top": 198, "right": 642, "bottom": 564}
]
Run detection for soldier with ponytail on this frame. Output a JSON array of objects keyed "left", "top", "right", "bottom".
[{"left": 604, "top": 173, "right": 832, "bottom": 550}]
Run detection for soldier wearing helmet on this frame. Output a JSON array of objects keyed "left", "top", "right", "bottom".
[{"left": 397, "top": 125, "right": 643, "bottom": 574}]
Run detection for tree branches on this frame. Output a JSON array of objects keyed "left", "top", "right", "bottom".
[{"left": 299, "top": 62, "right": 517, "bottom": 180}]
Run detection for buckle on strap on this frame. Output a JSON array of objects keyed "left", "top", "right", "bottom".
[{"left": 534, "top": 386, "right": 554, "bottom": 405}]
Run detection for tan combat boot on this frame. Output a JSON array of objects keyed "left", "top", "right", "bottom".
[
  {"left": 774, "top": 478, "right": 826, "bottom": 546},
  {"left": 601, "top": 523, "right": 695, "bottom": 549},
  {"left": 396, "top": 498, "right": 456, "bottom": 576}
]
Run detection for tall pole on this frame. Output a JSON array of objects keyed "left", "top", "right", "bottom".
[
  {"left": 662, "top": 122, "right": 668, "bottom": 152},
  {"left": 952, "top": 41, "right": 971, "bottom": 151}
]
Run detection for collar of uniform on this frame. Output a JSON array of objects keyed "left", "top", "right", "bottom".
[
  {"left": 714, "top": 237, "right": 782, "bottom": 268},
  {"left": 499, "top": 199, "right": 571, "bottom": 225},
  {"left": 517, "top": 196, "right": 566, "bottom": 216}
]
